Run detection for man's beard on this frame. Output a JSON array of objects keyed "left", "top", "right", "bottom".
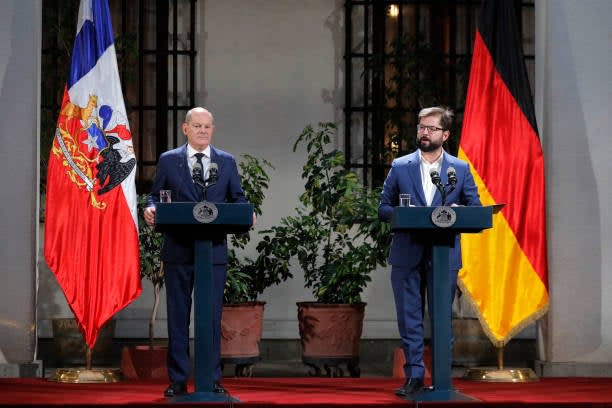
[{"left": 417, "top": 137, "right": 442, "bottom": 152}]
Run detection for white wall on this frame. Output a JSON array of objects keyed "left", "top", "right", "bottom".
[
  {"left": 537, "top": 0, "right": 612, "bottom": 374},
  {"left": 200, "top": 0, "right": 397, "bottom": 339},
  {"left": 0, "top": 0, "right": 41, "bottom": 363}
]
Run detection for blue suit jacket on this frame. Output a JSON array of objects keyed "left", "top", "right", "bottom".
[
  {"left": 147, "top": 144, "right": 247, "bottom": 264},
  {"left": 378, "top": 151, "right": 481, "bottom": 270}
]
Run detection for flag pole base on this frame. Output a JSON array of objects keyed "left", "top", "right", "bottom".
[
  {"left": 462, "top": 367, "right": 539, "bottom": 382},
  {"left": 48, "top": 367, "right": 122, "bottom": 383}
]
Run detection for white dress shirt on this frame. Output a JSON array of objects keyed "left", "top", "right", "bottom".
[
  {"left": 419, "top": 150, "right": 443, "bottom": 206},
  {"left": 187, "top": 144, "right": 211, "bottom": 179}
]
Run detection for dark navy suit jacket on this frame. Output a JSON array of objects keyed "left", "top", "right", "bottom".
[
  {"left": 378, "top": 151, "right": 481, "bottom": 270},
  {"left": 147, "top": 144, "right": 247, "bottom": 265}
]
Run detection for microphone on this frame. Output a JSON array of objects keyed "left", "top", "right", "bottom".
[
  {"left": 192, "top": 161, "right": 203, "bottom": 183},
  {"left": 429, "top": 169, "right": 442, "bottom": 188},
  {"left": 447, "top": 166, "right": 457, "bottom": 187},
  {"left": 207, "top": 162, "right": 219, "bottom": 185},
  {"left": 430, "top": 168, "right": 447, "bottom": 205}
]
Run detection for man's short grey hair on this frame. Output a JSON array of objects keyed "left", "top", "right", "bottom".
[
  {"left": 418, "top": 106, "right": 454, "bottom": 130},
  {"left": 185, "top": 107, "right": 214, "bottom": 124}
]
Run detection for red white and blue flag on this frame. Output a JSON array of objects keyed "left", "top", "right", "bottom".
[{"left": 44, "top": 0, "right": 141, "bottom": 349}]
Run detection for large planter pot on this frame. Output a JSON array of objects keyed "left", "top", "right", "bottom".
[
  {"left": 220, "top": 301, "right": 265, "bottom": 377},
  {"left": 51, "top": 318, "right": 115, "bottom": 367},
  {"left": 296, "top": 301, "right": 365, "bottom": 377},
  {"left": 120, "top": 345, "right": 168, "bottom": 380}
]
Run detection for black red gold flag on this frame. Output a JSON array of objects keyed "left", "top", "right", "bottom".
[{"left": 458, "top": 0, "right": 548, "bottom": 346}]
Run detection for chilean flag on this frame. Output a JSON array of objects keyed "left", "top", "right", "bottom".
[
  {"left": 44, "top": 0, "right": 142, "bottom": 349},
  {"left": 457, "top": 0, "right": 548, "bottom": 347}
]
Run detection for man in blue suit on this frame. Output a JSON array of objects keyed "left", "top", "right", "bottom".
[
  {"left": 378, "top": 106, "right": 481, "bottom": 397},
  {"left": 144, "top": 107, "right": 253, "bottom": 397}
]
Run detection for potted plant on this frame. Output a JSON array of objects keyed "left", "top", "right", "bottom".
[
  {"left": 120, "top": 194, "right": 167, "bottom": 379},
  {"left": 220, "top": 155, "right": 288, "bottom": 377},
  {"left": 254, "top": 122, "right": 390, "bottom": 377}
]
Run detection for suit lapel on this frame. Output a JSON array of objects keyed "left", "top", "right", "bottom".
[
  {"left": 178, "top": 144, "right": 199, "bottom": 200},
  {"left": 209, "top": 146, "right": 224, "bottom": 173},
  {"left": 407, "top": 152, "right": 427, "bottom": 205}
]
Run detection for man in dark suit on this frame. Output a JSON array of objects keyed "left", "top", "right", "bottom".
[
  {"left": 144, "top": 107, "right": 253, "bottom": 397},
  {"left": 378, "top": 106, "right": 481, "bottom": 397}
]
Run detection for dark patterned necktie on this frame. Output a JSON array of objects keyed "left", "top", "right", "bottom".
[
  {"left": 194, "top": 152, "right": 205, "bottom": 171},
  {"left": 194, "top": 153, "right": 205, "bottom": 199}
]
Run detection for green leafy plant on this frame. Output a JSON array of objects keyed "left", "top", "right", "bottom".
[
  {"left": 254, "top": 122, "right": 390, "bottom": 304},
  {"left": 224, "top": 155, "right": 289, "bottom": 303},
  {"left": 137, "top": 194, "right": 164, "bottom": 344}
]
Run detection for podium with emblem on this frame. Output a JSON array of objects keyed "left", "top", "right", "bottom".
[
  {"left": 391, "top": 205, "right": 497, "bottom": 402},
  {"left": 155, "top": 201, "right": 253, "bottom": 402}
]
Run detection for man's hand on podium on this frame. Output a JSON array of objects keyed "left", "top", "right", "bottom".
[{"left": 144, "top": 206, "right": 156, "bottom": 226}]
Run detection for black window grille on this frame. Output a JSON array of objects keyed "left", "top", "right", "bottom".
[
  {"left": 41, "top": 0, "right": 198, "bottom": 193},
  {"left": 344, "top": 0, "right": 534, "bottom": 187}
]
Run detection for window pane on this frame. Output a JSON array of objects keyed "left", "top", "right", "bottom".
[
  {"left": 169, "top": 0, "right": 193, "bottom": 51},
  {"left": 522, "top": 6, "right": 536, "bottom": 56},
  {"left": 141, "top": 165, "right": 157, "bottom": 182},
  {"left": 351, "top": 5, "right": 366, "bottom": 54},
  {"left": 349, "top": 113, "right": 365, "bottom": 165},
  {"left": 141, "top": 110, "right": 157, "bottom": 161},
  {"left": 168, "top": 55, "right": 192, "bottom": 106},
  {"left": 401, "top": 4, "right": 418, "bottom": 38},
  {"left": 351, "top": 59, "right": 366, "bottom": 106},
  {"left": 142, "top": 55, "right": 157, "bottom": 105},
  {"left": 169, "top": 109, "right": 189, "bottom": 149},
  {"left": 142, "top": 0, "right": 158, "bottom": 50}
]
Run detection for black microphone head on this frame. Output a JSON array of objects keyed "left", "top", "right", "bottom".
[
  {"left": 208, "top": 162, "right": 219, "bottom": 182},
  {"left": 429, "top": 168, "right": 441, "bottom": 183},
  {"left": 192, "top": 162, "right": 203, "bottom": 181},
  {"left": 447, "top": 166, "right": 457, "bottom": 185}
]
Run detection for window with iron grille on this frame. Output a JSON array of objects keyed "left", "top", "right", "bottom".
[
  {"left": 344, "top": 0, "right": 534, "bottom": 187},
  {"left": 41, "top": 0, "right": 198, "bottom": 193}
]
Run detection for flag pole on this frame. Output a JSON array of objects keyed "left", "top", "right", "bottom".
[
  {"left": 44, "top": 0, "right": 141, "bottom": 384},
  {"left": 48, "top": 320, "right": 121, "bottom": 383}
]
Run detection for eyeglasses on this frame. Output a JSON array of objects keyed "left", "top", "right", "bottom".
[{"left": 416, "top": 124, "right": 446, "bottom": 133}]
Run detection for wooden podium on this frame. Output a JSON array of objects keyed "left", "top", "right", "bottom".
[
  {"left": 391, "top": 205, "right": 495, "bottom": 402},
  {"left": 155, "top": 201, "right": 253, "bottom": 402}
]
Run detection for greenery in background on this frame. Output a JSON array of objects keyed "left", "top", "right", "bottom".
[
  {"left": 137, "top": 195, "right": 164, "bottom": 344},
  {"left": 364, "top": 34, "right": 470, "bottom": 183},
  {"left": 137, "top": 154, "right": 277, "bottom": 327},
  {"left": 253, "top": 123, "right": 391, "bottom": 304},
  {"left": 224, "top": 155, "right": 284, "bottom": 304},
  {"left": 376, "top": 34, "right": 444, "bottom": 159}
]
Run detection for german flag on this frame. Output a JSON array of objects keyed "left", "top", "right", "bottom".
[{"left": 457, "top": 0, "right": 548, "bottom": 347}]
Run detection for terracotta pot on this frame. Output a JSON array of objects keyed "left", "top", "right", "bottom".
[
  {"left": 120, "top": 345, "right": 168, "bottom": 380},
  {"left": 296, "top": 302, "right": 366, "bottom": 359},
  {"left": 220, "top": 302, "right": 265, "bottom": 359}
]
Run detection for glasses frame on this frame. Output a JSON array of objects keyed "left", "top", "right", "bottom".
[{"left": 416, "top": 124, "right": 446, "bottom": 133}]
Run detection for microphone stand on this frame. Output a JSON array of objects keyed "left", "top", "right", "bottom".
[
  {"left": 443, "top": 182, "right": 456, "bottom": 205},
  {"left": 433, "top": 181, "right": 447, "bottom": 206},
  {"left": 194, "top": 177, "right": 217, "bottom": 202}
]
